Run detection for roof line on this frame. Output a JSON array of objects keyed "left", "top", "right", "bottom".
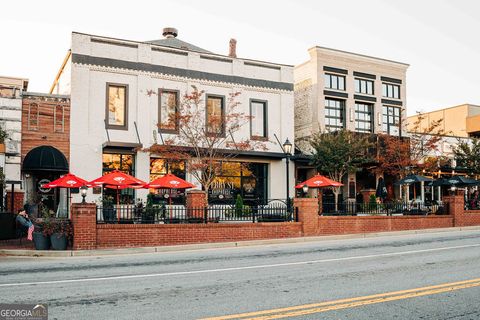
[
  {"left": 72, "top": 31, "right": 294, "bottom": 68},
  {"left": 24, "top": 92, "right": 70, "bottom": 99},
  {"left": 406, "top": 103, "right": 480, "bottom": 117},
  {"left": 309, "top": 45, "right": 410, "bottom": 67}
]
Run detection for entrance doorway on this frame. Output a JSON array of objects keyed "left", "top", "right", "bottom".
[{"left": 22, "top": 146, "right": 69, "bottom": 217}]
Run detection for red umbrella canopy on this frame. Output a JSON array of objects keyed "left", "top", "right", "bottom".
[
  {"left": 42, "top": 173, "right": 88, "bottom": 188},
  {"left": 146, "top": 174, "right": 195, "bottom": 189},
  {"left": 295, "top": 174, "right": 343, "bottom": 189},
  {"left": 89, "top": 170, "right": 146, "bottom": 188}
]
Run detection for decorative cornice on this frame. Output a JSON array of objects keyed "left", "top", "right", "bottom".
[{"left": 72, "top": 54, "right": 293, "bottom": 92}]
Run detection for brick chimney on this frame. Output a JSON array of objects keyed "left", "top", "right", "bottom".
[{"left": 228, "top": 38, "right": 237, "bottom": 58}]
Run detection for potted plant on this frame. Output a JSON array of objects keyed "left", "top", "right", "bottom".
[
  {"left": 32, "top": 207, "right": 55, "bottom": 250},
  {"left": 50, "top": 219, "right": 73, "bottom": 250},
  {"left": 101, "top": 195, "right": 115, "bottom": 223}
]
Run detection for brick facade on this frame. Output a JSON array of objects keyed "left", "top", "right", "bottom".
[
  {"left": 5, "top": 191, "right": 24, "bottom": 213},
  {"left": 21, "top": 94, "right": 70, "bottom": 161}
]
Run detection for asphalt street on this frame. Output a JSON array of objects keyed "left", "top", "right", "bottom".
[{"left": 1, "top": 229, "right": 480, "bottom": 319}]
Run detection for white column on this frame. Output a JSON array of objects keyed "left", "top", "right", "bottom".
[
  {"left": 420, "top": 181, "right": 425, "bottom": 203},
  {"left": 438, "top": 186, "right": 442, "bottom": 201}
]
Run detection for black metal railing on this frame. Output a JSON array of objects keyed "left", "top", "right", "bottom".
[
  {"left": 322, "top": 201, "right": 449, "bottom": 216},
  {"left": 96, "top": 200, "right": 295, "bottom": 224}
]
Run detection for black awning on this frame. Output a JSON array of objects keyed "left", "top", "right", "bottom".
[{"left": 22, "top": 145, "right": 68, "bottom": 173}]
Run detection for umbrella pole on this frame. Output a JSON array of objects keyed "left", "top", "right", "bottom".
[{"left": 117, "top": 186, "right": 120, "bottom": 223}]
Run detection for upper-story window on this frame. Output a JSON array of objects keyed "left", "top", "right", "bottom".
[
  {"left": 382, "top": 83, "right": 400, "bottom": 99},
  {"left": 324, "top": 73, "right": 345, "bottom": 91},
  {"left": 159, "top": 90, "right": 178, "bottom": 133},
  {"left": 206, "top": 95, "right": 225, "bottom": 136},
  {"left": 325, "top": 98, "right": 345, "bottom": 131},
  {"left": 382, "top": 105, "right": 401, "bottom": 136},
  {"left": 54, "top": 105, "right": 65, "bottom": 133},
  {"left": 250, "top": 100, "right": 267, "bottom": 139},
  {"left": 28, "top": 103, "right": 39, "bottom": 131},
  {"left": 355, "top": 103, "right": 373, "bottom": 133},
  {"left": 106, "top": 83, "right": 128, "bottom": 130},
  {"left": 355, "top": 78, "right": 374, "bottom": 95}
]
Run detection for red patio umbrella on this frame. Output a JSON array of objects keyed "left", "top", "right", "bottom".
[
  {"left": 145, "top": 174, "right": 195, "bottom": 189},
  {"left": 295, "top": 174, "right": 343, "bottom": 189},
  {"left": 42, "top": 173, "right": 88, "bottom": 218},
  {"left": 145, "top": 174, "right": 195, "bottom": 219},
  {"left": 42, "top": 173, "right": 88, "bottom": 189},
  {"left": 89, "top": 170, "right": 147, "bottom": 207}
]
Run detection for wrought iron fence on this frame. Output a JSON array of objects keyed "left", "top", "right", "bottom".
[
  {"left": 96, "top": 199, "right": 295, "bottom": 224},
  {"left": 322, "top": 201, "right": 449, "bottom": 216}
]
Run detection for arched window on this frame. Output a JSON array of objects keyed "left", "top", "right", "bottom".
[
  {"left": 28, "top": 103, "right": 39, "bottom": 131},
  {"left": 54, "top": 104, "right": 65, "bottom": 132}
]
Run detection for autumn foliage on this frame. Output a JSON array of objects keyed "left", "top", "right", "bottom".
[{"left": 145, "top": 86, "right": 267, "bottom": 194}]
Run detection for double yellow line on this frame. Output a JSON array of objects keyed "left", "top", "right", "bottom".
[{"left": 200, "top": 277, "right": 480, "bottom": 320}]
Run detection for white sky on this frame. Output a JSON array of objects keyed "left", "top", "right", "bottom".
[{"left": 1, "top": 0, "right": 479, "bottom": 116}]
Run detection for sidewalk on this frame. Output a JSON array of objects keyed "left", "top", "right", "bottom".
[{"left": 2, "top": 225, "right": 480, "bottom": 258}]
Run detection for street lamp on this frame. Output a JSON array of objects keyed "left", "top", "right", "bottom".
[
  {"left": 283, "top": 138, "right": 293, "bottom": 210},
  {"left": 80, "top": 186, "right": 88, "bottom": 204},
  {"left": 302, "top": 184, "right": 309, "bottom": 196}
]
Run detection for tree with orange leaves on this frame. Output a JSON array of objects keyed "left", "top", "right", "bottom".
[
  {"left": 377, "top": 112, "right": 445, "bottom": 178},
  {"left": 145, "top": 86, "right": 267, "bottom": 198}
]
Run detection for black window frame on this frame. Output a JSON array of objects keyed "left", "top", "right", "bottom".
[
  {"left": 382, "top": 83, "right": 400, "bottom": 99},
  {"left": 324, "top": 73, "right": 346, "bottom": 91},
  {"left": 355, "top": 78, "right": 374, "bottom": 95},
  {"left": 105, "top": 83, "right": 129, "bottom": 130},
  {"left": 324, "top": 98, "right": 346, "bottom": 131},
  {"left": 249, "top": 99, "right": 268, "bottom": 140},
  {"left": 354, "top": 102, "right": 374, "bottom": 133},
  {"left": 158, "top": 89, "right": 179, "bottom": 134},
  {"left": 382, "top": 105, "right": 401, "bottom": 136},
  {"left": 205, "top": 94, "right": 226, "bottom": 137}
]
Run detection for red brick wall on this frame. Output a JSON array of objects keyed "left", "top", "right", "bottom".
[
  {"left": 455, "top": 210, "right": 480, "bottom": 227},
  {"left": 317, "top": 216, "right": 453, "bottom": 235},
  {"left": 5, "top": 192, "right": 24, "bottom": 213},
  {"left": 21, "top": 95, "right": 70, "bottom": 161},
  {"left": 96, "top": 223, "right": 303, "bottom": 248}
]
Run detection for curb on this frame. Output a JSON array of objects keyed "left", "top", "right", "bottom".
[{"left": 2, "top": 226, "right": 480, "bottom": 257}]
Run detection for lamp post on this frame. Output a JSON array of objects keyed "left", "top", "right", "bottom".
[
  {"left": 80, "top": 186, "right": 88, "bottom": 204},
  {"left": 283, "top": 138, "right": 292, "bottom": 210},
  {"left": 302, "top": 184, "right": 309, "bottom": 197}
]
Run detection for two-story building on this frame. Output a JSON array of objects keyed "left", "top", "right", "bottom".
[
  {"left": 53, "top": 28, "right": 295, "bottom": 204},
  {"left": 0, "top": 76, "right": 28, "bottom": 211},
  {"left": 294, "top": 46, "right": 409, "bottom": 200}
]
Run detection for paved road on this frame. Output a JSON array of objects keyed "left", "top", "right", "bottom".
[{"left": 1, "top": 230, "right": 480, "bottom": 319}]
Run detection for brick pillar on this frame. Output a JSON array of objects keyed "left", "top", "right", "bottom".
[
  {"left": 443, "top": 194, "right": 464, "bottom": 227},
  {"left": 186, "top": 190, "right": 207, "bottom": 220},
  {"left": 6, "top": 191, "right": 24, "bottom": 213},
  {"left": 294, "top": 198, "right": 319, "bottom": 236},
  {"left": 71, "top": 203, "right": 97, "bottom": 250}
]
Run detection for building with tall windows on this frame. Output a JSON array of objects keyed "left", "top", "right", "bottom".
[
  {"left": 294, "top": 46, "right": 409, "bottom": 200},
  {"left": 52, "top": 28, "right": 294, "bottom": 204}
]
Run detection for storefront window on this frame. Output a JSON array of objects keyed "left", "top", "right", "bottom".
[
  {"left": 208, "top": 161, "right": 268, "bottom": 204},
  {"left": 102, "top": 152, "right": 135, "bottom": 203},
  {"left": 150, "top": 158, "right": 186, "bottom": 204}
]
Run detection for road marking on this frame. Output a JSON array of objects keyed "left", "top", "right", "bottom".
[
  {"left": 200, "top": 278, "right": 480, "bottom": 320},
  {"left": 1, "top": 243, "right": 480, "bottom": 288}
]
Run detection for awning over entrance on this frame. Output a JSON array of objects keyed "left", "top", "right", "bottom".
[{"left": 22, "top": 145, "right": 68, "bottom": 172}]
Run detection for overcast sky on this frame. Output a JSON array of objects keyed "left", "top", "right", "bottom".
[{"left": 2, "top": 0, "right": 479, "bottom": 115}]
